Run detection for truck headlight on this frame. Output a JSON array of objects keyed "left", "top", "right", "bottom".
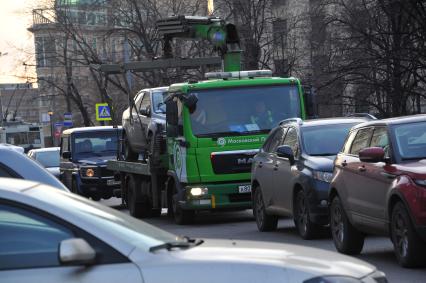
[
  {"left": 85, "top": 168, "right": 95, "bottom": 177},
  {"left": 313, "top": 171, "right": 333, "bottom": 183},
  {"left": 190, "top": 187, "right": 208, "bottom": 197}
]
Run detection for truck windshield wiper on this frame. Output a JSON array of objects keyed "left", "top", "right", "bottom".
[
  {"left": 198, "top": 129, "right": 270, "bottom": 138},
  {"left": 149, "top": 237, "right": 204, "bottom": 253}
]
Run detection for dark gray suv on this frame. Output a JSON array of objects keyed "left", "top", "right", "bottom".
[{"left": 251, "top": 117, "right": 367, "bottom": 239}]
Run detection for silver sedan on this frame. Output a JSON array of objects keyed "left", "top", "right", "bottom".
[{"left": 0, "top": 178, "right": 387, "bottom": 283}]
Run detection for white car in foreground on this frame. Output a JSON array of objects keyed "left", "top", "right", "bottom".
[{"left": 0, "top": 179, "right": 387, "bottom": 283}]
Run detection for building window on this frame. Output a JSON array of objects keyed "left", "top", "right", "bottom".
[{"left": 35, "top": 37, "right": 57, "bottom": 67}]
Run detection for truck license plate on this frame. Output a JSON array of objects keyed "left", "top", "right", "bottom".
[
  {"left": 238, "top": 185, "right": 251, "bottom": 193},
  {"left": 107, "top": 179, "right": 121, "bottom": 186}
]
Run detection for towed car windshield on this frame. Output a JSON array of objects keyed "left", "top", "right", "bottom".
[
  {"left": 73, "top": 130, "right": 121, "bottom": 159},
  {"left": 393, "top": 121, "right": 426, "bottom": 160},
  {"left": 302, "top": 123, "right": 357, "bottom": 156},
  {"left": 36, "top": 151, "right": 59, "bottom": 168},
  {"left": 189, "top": 85, "right": 301, "bottom": 137}
]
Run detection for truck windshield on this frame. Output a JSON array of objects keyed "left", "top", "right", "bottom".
[
  {"left": 189, "top": 85, "right": 301, "bottom": 137},
  {"left": 73, "top": 130, "right": 121, "bottom": 159}
]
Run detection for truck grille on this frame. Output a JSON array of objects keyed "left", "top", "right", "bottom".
[{"left": 210, "top": 150, "right": 259, "bottom": 175}]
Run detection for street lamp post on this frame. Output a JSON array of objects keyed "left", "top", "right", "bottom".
[{"left": 48, "top": 111, "right": 54, "bottom": 146}]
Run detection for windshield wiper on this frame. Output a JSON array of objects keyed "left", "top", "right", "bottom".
[
  {"left": 198, "top": 130, "right": 269, "bottom": 138},
  {"left": 149, "top": 237, "right": 204, "bottom": 253}
]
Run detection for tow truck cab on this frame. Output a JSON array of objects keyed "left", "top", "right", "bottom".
[{"left": 165, "top": 70, "right": 306, "bottom": 215}]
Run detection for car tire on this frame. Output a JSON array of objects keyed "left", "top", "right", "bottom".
[
  {"left": 253, "top": 186, "right": 278, "bottom": 232},
  {"left": 330, "top": 196, "right": 364, "bottom": 255},
  {"left": 391, "top": 202, "right": 426, "bottom": 267},
  {"left": 127, "top": 175, "right": 151, "bottom": 218},
  {"left": 124, "top": 133, "right": 139, "bottom": 161},
  {"left": 294, "top": 190, "right": 321, "bottom": 240}
]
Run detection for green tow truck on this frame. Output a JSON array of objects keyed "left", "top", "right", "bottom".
[{"left": 106, "top": 16, "right": 307, "bottom": 224}]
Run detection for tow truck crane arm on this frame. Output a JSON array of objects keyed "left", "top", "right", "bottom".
[{"left": 156, "top": 16, "right": 242, "bottom": 72}]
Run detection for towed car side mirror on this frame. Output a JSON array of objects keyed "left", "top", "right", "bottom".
[
  {"left": 59, "top": 238, "right": 96, "bottom": 266},
  {"left": 276, "top": 145, "right": 295, "bottom": 164},
  {"left": 62, "top": 151, "right": 71, "bottom": 159},
  {"left": 359, "top": 147, "right": 386, "bottom": 163},
  {"left": 140, "top": 106, "right": 151, "bottom": 116}
]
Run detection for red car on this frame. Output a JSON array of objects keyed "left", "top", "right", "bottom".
[{"left": 329, "top": 114, "right": 426, "bottom": 267}]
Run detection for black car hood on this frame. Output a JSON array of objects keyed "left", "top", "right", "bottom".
[
  {"left": 76, "top": 155, "right": 116, "bottom": 166},
  {"left": 303, "top": 155, "right": 336, "bottom": 172}
]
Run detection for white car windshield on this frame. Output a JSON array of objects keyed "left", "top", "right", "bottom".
[{"left": 28, "top": 187, "right": 180, "bottom": 250}]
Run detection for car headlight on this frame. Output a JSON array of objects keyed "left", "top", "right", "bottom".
[
  {"left": 313, "top": 170, "right": 333, "bottom": 183},
  {"left": 82, "top": 168, "right": 96, "bottom": 177},
  {"left": 304, "top": 275, "right": 362, "bottom": 283}
]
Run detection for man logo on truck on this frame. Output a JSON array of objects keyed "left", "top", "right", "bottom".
[{"left": 237, "top": 157, "right": 253, "bottom": 165}]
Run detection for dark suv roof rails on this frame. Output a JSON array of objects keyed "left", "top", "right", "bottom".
[
  {"left": 346, "top": 113, "right": 378, "bottom": 120},
  {"left": 279, "top": 117, "right": 303, "bottom": 125}
]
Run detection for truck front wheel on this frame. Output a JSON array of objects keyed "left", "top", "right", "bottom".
[{"left": 170, "top": 183, "right": 194, "bottom": 225}]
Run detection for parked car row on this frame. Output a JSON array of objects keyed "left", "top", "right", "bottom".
[
  {"left": 0, "top": 176, "right": 387, "bottom": 283},
  {"left": 251, "top": 114, "right": 426, "bottom": 267}
]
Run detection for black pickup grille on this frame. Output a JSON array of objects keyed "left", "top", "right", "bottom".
[{"left": 211, "top": 150, "right": 258, "bottom": 175}]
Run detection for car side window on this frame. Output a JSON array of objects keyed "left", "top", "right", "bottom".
[
  {"left": 0, "top": 164, "right": 17, "bottom": 178},
  {"left": 267, "top": 127, "right": 286, "bottom": 153},
  {"left": 282, "top": 127, "right": 299, "bottom": 156},
  {"left": 370, "top": 127, "right": 390, "bottom": 157},
  {"left": 350, "top": 128, "right": 373, "bottom": 156},
  {"left": 132, "top": 92, "right": 143, "bottom": 113},
  {"left": 0, "top": 204, "right": 74, "bottom": 270},
  {"left": 139, "top": 92, "right": 151, "bottom": 113}
]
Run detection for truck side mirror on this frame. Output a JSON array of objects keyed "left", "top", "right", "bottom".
[
  {"left": 182, "top": 93, "right": 198, "bottom": 109},
  {"left": 166, "top": 100, "right": 178, "bottom": 126},
  {"left": 303, "top": 86, "right": 317, "bottom": 119}
]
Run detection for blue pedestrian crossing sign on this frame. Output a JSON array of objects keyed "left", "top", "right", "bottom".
[{"left": 96, "top": 103, "right": 112, "bottom": 121}]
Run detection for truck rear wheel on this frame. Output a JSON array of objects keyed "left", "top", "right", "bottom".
[{"left": 127, "top": 175, "right": 152, "bottom": 218}]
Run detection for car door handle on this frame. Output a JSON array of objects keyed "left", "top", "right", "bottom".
[
  {"left": 342, "top": 160, "right": 347, "bottom": 167},
  {"left": 358, "top": 166, "right": 366, "bottom": 172}
]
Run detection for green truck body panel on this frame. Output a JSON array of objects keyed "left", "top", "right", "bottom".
[{"left": 167, "top": 76, "right": 306, "bottom": 211}]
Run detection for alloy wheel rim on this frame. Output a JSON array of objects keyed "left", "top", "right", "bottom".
[
  {"left": 332, "top": 205, "right": 344, "bottom": 243},
  {"left": 394, "top": 212, "right": 409, "bottom": 258}
]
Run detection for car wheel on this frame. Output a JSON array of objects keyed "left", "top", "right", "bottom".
[
  {"left": 127, "top": 175, "right": 151, "bottom": 218},
  {"left": 294, "top": 190, "right": 321, "bottom": 239},
  {"left": 330, "top": 196, "right": 364, "bottom": 254},
  {"left": 172, "top": 185, "right": 194, "bottom": 225},
  {"left": 124, "top": 133, "right": 139, "bottom": 161},
  {"left": 391, "top": 202, "right": 426, "bottom": 267},
  {"left": 253, "top": 186, "right": 278, "bottom": 231}
]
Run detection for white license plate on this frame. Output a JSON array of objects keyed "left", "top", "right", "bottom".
[
  {"left": 107, "top": 179, "right": 121, "bottom": 186},
  {"left": 238, "top": 185, "right": 252, "bottom": 193}
]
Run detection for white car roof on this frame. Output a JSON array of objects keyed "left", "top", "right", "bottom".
[{"left": 0, "top": 143, "right": 25, "bottom": 154}]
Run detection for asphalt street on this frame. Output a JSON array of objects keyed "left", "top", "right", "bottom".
[{"left": 101, "top": 198, "right": 426, "bottom": 283}]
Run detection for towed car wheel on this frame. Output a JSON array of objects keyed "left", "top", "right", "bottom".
[
  {"left": 294, "top": 190, "right": 321, "bottom": 240},
  {"left": 254, "top": 186, "right": 278, "bottom": 232},
  {"left": 391, "top": 202, "right": 426, "bottom": 267},
  {"left": 124, "top": 133, "right": 139, "bottom": 161},
  {"left": 330, "top": 196, "right": 364, "bottom": 255}
]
